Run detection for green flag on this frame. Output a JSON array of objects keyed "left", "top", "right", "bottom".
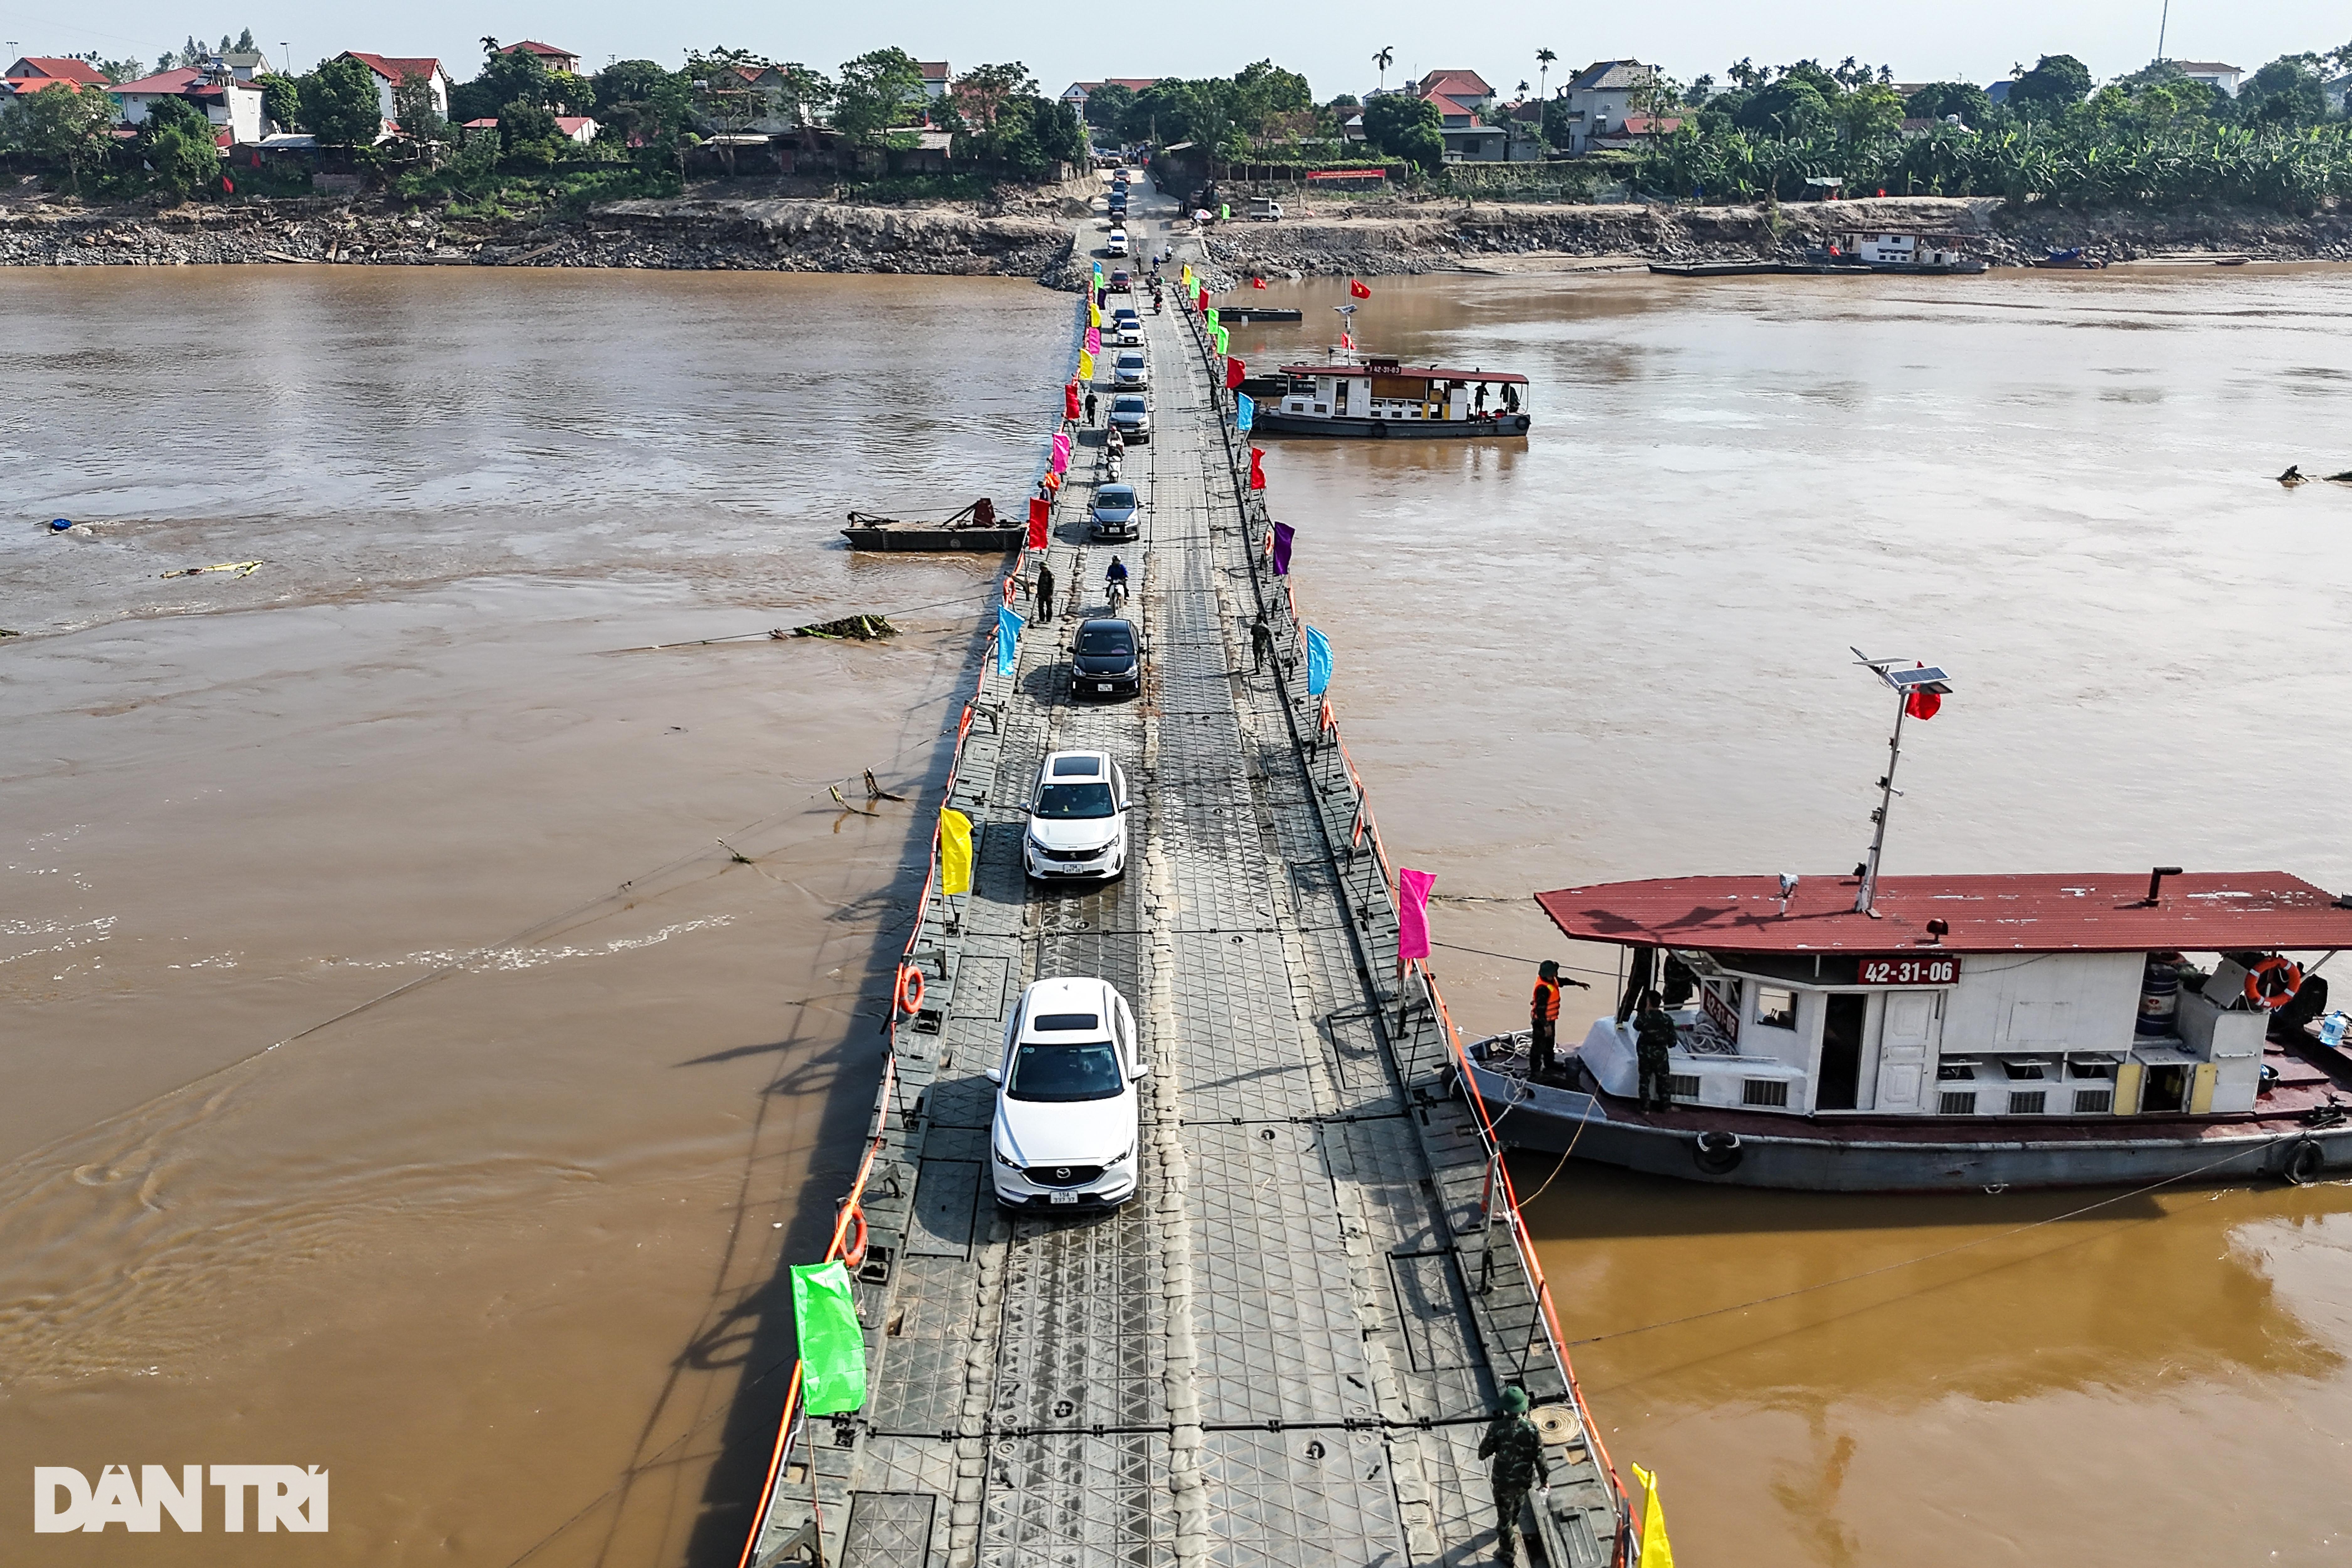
[
  {"left": 791, "top": 1260, "right": 867, "bottom": 1415},
  {"left": 1205, "top": 307, "right": 1220, "bottom": 329},
  {"left": 1212, "top": 324, "right": 1229, "bottom": 355}
]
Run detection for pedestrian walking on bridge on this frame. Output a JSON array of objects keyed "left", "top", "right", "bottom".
[
  {"left": 1084, "top": 389, "right": 1098, "bottom": 426},
  {"left": 1034, "top": 561, "right": 1056, "bottom": 624},
  {"left": 1478, "top": 1386, "right": 1550, "bottom": 1568},
  {"left": 1250, "top": 612, "right": 1275, "bottom": 674}
]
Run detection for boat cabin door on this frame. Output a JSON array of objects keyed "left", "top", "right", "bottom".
[
  {"left": 1873, "top": 989, "right": 1944, "bottom": 1110},
  {"left": 1818, "top": 994, "right": 1868, "bottom": 1110}
]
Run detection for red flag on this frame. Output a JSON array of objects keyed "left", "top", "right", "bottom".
[
  {"left": 1252, "top": 277, "right": 1267, "bottom": 289},
  {"left": 1340, "top": 330, "right": 1354, "bottom": 351},
  {"left": 1225, "top": 356, "right": 1245, "bottom": 390},
  {"left": 1904, "top": 662, "right": 1942, "bottom": 721},
  {"left": 1196, "top": 286, "right": 1209, "bottom": 313},
  {"left": 1348, "top": 278, "right": 1371, "bottom": 299},
  {"left": 222, "top": 174, "right": 235, "bottom": 193},
  {"left": 1027, "top": 497, "right": 1049, "bottom": 550},
  {"left": 1063, "top": 381, "right": 1080, "bottom": 421},
  {"left": 1248, "top": 448, "right": 1266, "bottom": 491}
]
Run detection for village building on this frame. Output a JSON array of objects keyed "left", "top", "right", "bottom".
[
  {"left": 110, "top": 64, "right": 267, "bottom": 146},
  {"left": 5, "top": 56, "right": 112, "bottom": 85},
  {"left": 1554, "top": 60, "right": 1660, "bottom": 154},
  {"left": 336, "top": 52, "right": 453, "bottom": 136},
  {"left": 497, "top": 40, "right": 581, "bottom": 76},
  {"left": 2169, "top": 60, "right": 2243, "bottom": 96},
  {"left": 917, "top": 61, "right": 951, "bottom": 101},
  {"left": 1060, "top": 78, "right": 1160, "bottom": 114}
]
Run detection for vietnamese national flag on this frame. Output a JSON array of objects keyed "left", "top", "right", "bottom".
[
  {"left": 1348, "top": 278, "right": 1371, "bottom": 299},
  {"left": 1248, "top": 447, "right": 1267, "bottom": 491},
  {"left": 1064, "top": 381, "right": 1080, "bottom": 421},
  {"left": 222, "top": 174, "right": 235, "bottom": 193},
  {"left": 1903, "top": 662, "right": 1942, "bottom": 720},
  {"left": 1340, "top": 330, "right": 1354, "bottom": 351},
  {"left": 1027, "top": 496, "right": 1049, "bottom": 549},
  {"left": 1252, "top": 276, "right": 1267, "bottom": 289},
  {"left": 1226, "top": 356, "right": 1246, "bottom": 390}
]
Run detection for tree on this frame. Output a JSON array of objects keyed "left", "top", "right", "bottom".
[
  {"left": 1725, "top": 58, "right": 1769, "bottom": 92},
  {"left": 2235, "top": 55, "right": 2328, "bottom": 128},
  {"left": 1231, "top": 59, "right": 1312, "bottom": 145},
  {"left": 1536, "top": 48, "right": 1557, "bottom": 120},
  {"left": 952, "top": 62, "right": 1037, "bottom": 133},
  {"left": 1372, "top": 48, "right": 1394, "bottom": 93},
  {"left": 832, "top": 48, "right": 926, "bottom": 143},
  {"left": 1732, "top": 78, "right": 1829, "bottom": 136},
  {"left": 393, "top": 73, "right": 446, "bottom": 143},
  {"left": 301, "top": 56, "right": 384, "bottom": 146},
  {"left": 1082, "top": 82, "right": 1136, "bottom": 130},
  {"left": 1360, "top": 92, "right": 1442, "bottom": 171},
  {"left": 147, "top": 119, "right": 221, "bottom": 200},
  {"left": 1833, "top": 81, "right": 1906, "bottom": 141},
  {"left": 10, "top": 81, "right": 119, "bottom": 192},
  {"left": 1906, "top": 81, "right": 1993, "bottom": 127},
  {"left": 256, "top": 72, "right": 302, "bottom": 132},
  {"left": 2009, "top": 54, "right": 2092, "bottom": 113},
  {"left": 497, "top": 98, "right": 558, "bottom": 147},
  {"left": 452, "top": 41, "right": 557, "bottom": 124}
]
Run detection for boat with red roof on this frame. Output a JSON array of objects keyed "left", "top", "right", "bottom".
[
  {"left": 1258, "top": 358, "right": 1530, "bottom": 438},
  {"left": 1463, "top": 655, "right": 2352, "bottom": 1191}
]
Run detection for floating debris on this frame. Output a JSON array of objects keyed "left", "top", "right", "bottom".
[
  {"left": 864, "top": 768, "right": 906, "bottom": 802},
  {"left": 829, "top": 784, "right": 880, "bottom": 816},
  {"left": 790, "top": 615, "right": 899, "bottom": 641},
  {"left": 161, "top": 560, "right": 264, "bottom": 579},
  {"left": 48, "top": 518, "right": 73, "bottom": 532}
]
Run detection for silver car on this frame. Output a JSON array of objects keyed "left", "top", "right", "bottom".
[{"left": 1114, "top": 350, "right": 1149, "bottom": 388}]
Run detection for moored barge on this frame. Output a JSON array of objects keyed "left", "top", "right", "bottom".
[
  {"left": 1257, "top": 359, "right": 1531, "bottom": 438},
  {"left": 1465, "top": 868, "right": 2352, "bottom": 1191}
]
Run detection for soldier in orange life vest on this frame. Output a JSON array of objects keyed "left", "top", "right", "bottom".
[{"left": 1529, "top": 961, "right": 1564, "bottom": 1080}]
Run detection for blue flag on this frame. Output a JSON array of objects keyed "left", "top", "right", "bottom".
[
  {"left": 997, "top": 604, "right": 1021, "bottom": 677},
  {"left": 1306, "top": 625, "right": 1331, "bottom": 696},
  {"left": 1236, "top": 392, "right": 1255, "bottom": 433}
]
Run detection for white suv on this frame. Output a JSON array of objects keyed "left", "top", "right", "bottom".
[
  {"left": 988, "top": 976, "right": 1147, "bottom": 1209},
  {"left": 1023, "top": 750, "right": 1129, "bottom": 880}
]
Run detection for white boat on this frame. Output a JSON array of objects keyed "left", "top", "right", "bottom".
[{"left": 1255, "top": 358, "right": 1530, "bottom": 438}]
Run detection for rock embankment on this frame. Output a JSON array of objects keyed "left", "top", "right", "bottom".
[
  {"left": 1204, "top": 196, "right": 2352, "bottom": 276},
  {"left": 0, "top": 195, "right": 1077, "bottom": 276}
]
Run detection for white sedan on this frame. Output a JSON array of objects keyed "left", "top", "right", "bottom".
[{"left": 988, "top": 976, "right": 1147, "bottom": 1210}]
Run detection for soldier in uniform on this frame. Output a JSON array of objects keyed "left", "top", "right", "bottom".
[
  {"left": 1477, "top": 1385, "right": 1551, "bottom": 1567},
  {"left": 1634, "top": 989, "right": 1677, "bottom": 1113}
]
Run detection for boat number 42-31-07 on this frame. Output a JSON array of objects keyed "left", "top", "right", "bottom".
[{"left": 1858, "top": 957, "right": 1960, "bottom": 986}]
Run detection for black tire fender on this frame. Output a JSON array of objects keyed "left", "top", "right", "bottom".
[
  {"left": 1372, "top": 421, "right": 1390, "bottom": 438},
  {"left": 1693, "top": 1129, "right": 1744, "bottom": 1176},
  {"left": 2283, "top": 1137, "right": 2326, "bottom": 1186}
]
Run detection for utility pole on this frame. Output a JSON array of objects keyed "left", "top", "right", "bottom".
[
  {"left": 1849, "top": 650, "right": 1952, "bottom": 917},
  {"left": 2156, "top": 0, "right": 2170, "bottom": 64}
]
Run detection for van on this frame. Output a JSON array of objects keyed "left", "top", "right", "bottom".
[{"left": 1249, "top": 198, "right": 1283, "bottom": 221}]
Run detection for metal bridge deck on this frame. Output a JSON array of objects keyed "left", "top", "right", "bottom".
[{"left": 748, "top": 263, "right": 1619, "bottom": 1568}]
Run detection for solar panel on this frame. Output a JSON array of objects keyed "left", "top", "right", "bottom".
[{"left": 1885, "top": 666, "right": 1950, "bottom": 690}]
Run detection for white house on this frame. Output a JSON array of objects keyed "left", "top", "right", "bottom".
[
  {"left": 337, "top": 52, "right": 453, "bottom": 135},
  {"left": 2169, "top": 60, "right": 2243, "bottom": 96},
  {"left": 1558, "top": 60, "right": 1659, "bottom": 154},
  {"left": 917, "top": 61, "right": 951, "bottom": 101},
  {"left": 111, "top": 65, "right": 267, "bottom": 145},
  {"left": 553, "top": 115, "right": 599, "bottom": 145}
]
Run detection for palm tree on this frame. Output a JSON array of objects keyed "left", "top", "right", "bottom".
[
  {"left": 1537, "top": 47, "right": 1557, "bottom": 105},
  {"left": 1374, "top": 48, "right": 1395, "bottom": 93}
]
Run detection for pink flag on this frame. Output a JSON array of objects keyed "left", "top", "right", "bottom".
[
  {"left": 1397, "top": 867, "right": 1435, "bottom": 964},
  {"left": 1085, "top": 326, "right": 1101, "bottom": 354}
]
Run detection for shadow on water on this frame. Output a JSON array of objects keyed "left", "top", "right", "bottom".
[{"left": 675, "top": 612, "right": 992, "bottom": 1568}]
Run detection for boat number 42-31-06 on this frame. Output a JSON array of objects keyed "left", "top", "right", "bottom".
[{"left": 1858, "top": 957, "right": 1960, "bottom": 986}]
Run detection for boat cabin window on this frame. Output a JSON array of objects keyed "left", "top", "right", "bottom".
[
  {"left": 1936, "top": 1061, "right": 1977, "bottom": 1081},
  {"left": 1754, "top": 987, "right": 1797, "bottom": 1030}
]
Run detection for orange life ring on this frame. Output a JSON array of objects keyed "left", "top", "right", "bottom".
[
  {"left": 2246, "top": 956, "right": 2304, "bottom": 1010},
  {"left": 897, "top": 964, "right": 926, "bottom": 1017},
  {"left": 838, "top": 1202, "right": 868, "bottom": 1269}
]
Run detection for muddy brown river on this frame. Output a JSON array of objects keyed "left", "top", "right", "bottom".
[{"left": 6, "top": 263, "right": 2352, "bottom": 1566}]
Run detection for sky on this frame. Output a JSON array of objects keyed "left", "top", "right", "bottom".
[{"left": 2, "top": 0, "right": 2344, "bottom": 97}]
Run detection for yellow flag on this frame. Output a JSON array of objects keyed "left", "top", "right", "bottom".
[
  {"left": 1088, "top": 299, "right": 1101, "bottom": 326},
  {"left": 1078, "top": 350, "right": 1095, "bottom": 382},
  {"left": 939, "top": 808, "right": 974, "bottom": 897},
  {"left": 1630, "top": 1465, "right": 1674, "bottom": 1568}
]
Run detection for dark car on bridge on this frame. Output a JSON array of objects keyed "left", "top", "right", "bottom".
[{"left": 1071, "top": 617, "right": 1141, "bottom": 700}]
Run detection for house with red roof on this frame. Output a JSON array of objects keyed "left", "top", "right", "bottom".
[
  {"left": 1413, "top": 69, "right": 1494, "bottom": 113},
  {"left": 1407, "top": 69, "right": 1506, "bottom": 161},
  {"left": 553, "top": 115, "right": 599, "bottom": 145},
  {"left": 497, "top": 40, "right": 581, "bottom": 75},
  {"left": 1059, "top": 78, "right": 1161, "bottom": 113},
  {"left": 112, "top": 64, "right": 268, "bottom": 146},
  {"left": 5, "top": 56, "right": 113, "bottom": 85},
  {"left": 336, "top": 52, "right": 454, "bottom": 136},
  {"left": 916, "top": 61, "right": 952, "bottom": 101}
]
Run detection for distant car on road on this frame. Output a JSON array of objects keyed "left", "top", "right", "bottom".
[
  {"left": 988, "top": 974, "right": 1146, "bottom": 1210},
  {"left": 1090, "top": 482, "right": 1139, "bottom": 541},
  {"left": 1072, "top": 615, "right": 1142, "bottom": 697},
  {"left": 1109, "top": 269, "right": 1132, "bottom": 293},
  {"left": 1114, "top": 349, "right": 1149, "bottom": 388},
  {"left": 1107, "top": 393, "right": 1150, "bottom": 442},
  {"left": 1106, "top": 228, "right": 1128, "bottom": 257},
  {"left": 1114, "top": 321, "right": 1144, "bottom": 347}
]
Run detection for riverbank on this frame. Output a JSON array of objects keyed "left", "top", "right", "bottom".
[
  {"left": 1199, "top": 194, "right": 2352, "bottom": 277},
  {"left": 0, "top": 188, "right": 1078, "bottom": 275}
]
